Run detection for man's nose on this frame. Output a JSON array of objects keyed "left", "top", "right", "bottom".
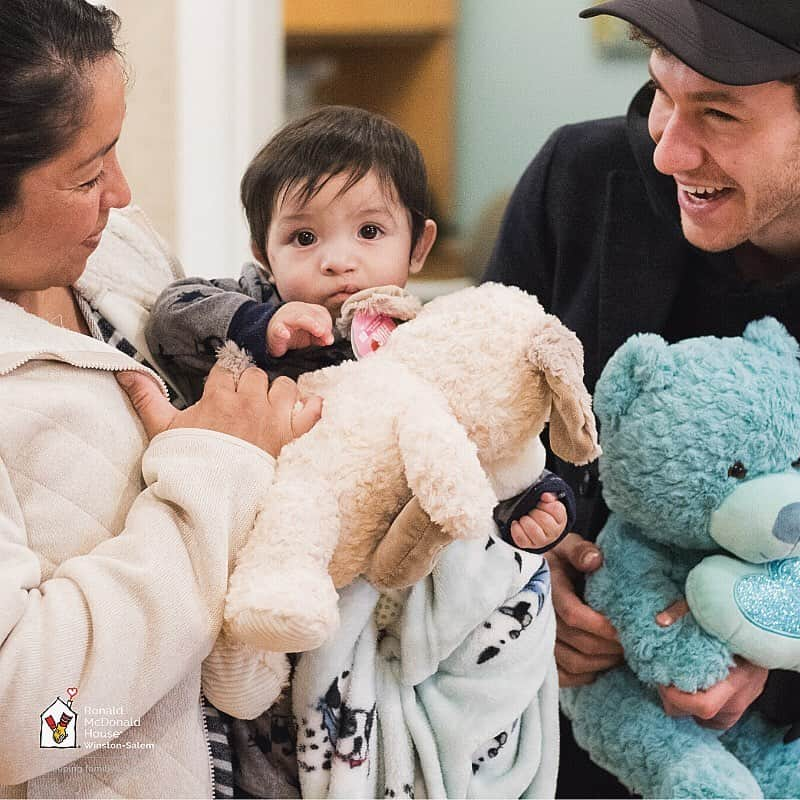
[{"left": 649, "top": 109, "right": 705, "bottom": 177}]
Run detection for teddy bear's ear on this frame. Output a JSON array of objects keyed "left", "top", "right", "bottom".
[
  {"left": 594, "top": 333, "right": 671, "bottom": 428},
  {"left": 528, "top": 316, "right": 601, "bottom": 466},
  {"left": 742, "top": 317, "right": 800, "bottom": 360},
  {"left": 335, "top": 285, "right": 423, "bottom": 338}
]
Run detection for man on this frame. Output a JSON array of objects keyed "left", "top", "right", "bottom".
[{"left": 483, "top": 1, "right": 800, "bottom": 796}]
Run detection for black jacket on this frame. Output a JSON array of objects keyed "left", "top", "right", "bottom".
[{"left": 484, "top": 82, "right": 800, "bottom": 729}]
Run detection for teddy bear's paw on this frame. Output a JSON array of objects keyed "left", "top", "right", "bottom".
[
  {"left": 657, "top": 752, "right": 763, "bottom": 800},
  {"left": 224, "top": 574, "right": 340, "bottom": 652}
]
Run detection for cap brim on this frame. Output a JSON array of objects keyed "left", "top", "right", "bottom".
[{"left": 580, "top": 0, "right": 800, "bottom": 85}]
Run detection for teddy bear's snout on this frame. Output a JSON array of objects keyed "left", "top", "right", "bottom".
[
  {"left": 773, "top": 502, "right": 800, "bottom": 546},
  {"left": 710, "top": 472, "right": 800, "bottom": 562}
]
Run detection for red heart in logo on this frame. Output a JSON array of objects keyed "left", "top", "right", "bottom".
[{"left": 67, "top": 687, "right": 78, "bottom": 699}]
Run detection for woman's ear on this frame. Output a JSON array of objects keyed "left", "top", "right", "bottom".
[{"left": 409, "top": 219, "right": 437, "bottom": 275}]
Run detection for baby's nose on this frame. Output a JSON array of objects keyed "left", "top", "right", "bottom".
[{"left": 321, "top": 248, "right": 357, "bottom": 275}]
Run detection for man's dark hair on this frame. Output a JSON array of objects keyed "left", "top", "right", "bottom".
[
  {"left": 629, "top": 25, "right": 800, "bottom": 109},
  {"left": 0, "top": 0, "right": 123, "bottom": 216},
  {"left": 241, "top": 105, "right": 431, "bottom": 263}
]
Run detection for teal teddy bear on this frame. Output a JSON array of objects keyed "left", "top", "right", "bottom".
[{"left": 561, "top": 318, "right": 800, "bottom": 799}]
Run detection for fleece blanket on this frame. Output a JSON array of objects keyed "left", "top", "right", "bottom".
[{"left": 292, "top": 532, "right": 559, "bottom": 799}]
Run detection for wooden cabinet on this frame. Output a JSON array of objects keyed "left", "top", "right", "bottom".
[
  {"left": 284, "top": 0, "right": 461, "bottom": 280},
  {"left": 285, "top": 0, "right": 454, "bottom": 36}
]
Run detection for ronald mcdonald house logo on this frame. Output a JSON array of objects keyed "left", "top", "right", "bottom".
[
  {"left": 40, "top": 688, "right": 78, "bottom": 748},
  {"left": 40, "top": 689, "right": 149, "bottom": 752}
]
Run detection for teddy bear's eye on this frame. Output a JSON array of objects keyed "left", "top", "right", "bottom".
[
  {"left": 727, "top": 461, "right": 747, "bottom": 479},
  {"left": 793, "top": 458, "right": 800, "bottom": 469}
]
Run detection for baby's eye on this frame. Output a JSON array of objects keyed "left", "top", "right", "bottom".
[
  {"left": 727, "top": 460, "right": 747, "bottom": 479},
  {"left": 294, "top": 230, "right": 316, "bottom": 246},
  {"left": 359, "top": 224, "right": 380, "bottom": 240}
]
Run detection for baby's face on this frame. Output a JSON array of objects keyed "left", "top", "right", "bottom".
[{"left": 264, "top": 170, "right": 425, "bottom": 318}]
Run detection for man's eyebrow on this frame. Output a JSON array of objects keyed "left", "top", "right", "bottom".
[
  {"left": 74, "top": 136, "right": 119, "bottom": 171},
  {"left": 689, "top": 89, "right": 745, "bottom": 105},
  {"left": 648, "top": 65, "right": 745, "bottom": 105}
]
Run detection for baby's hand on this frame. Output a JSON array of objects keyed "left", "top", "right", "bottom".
[
  {"left": 510, "top": 493, "right": 568, "bottom": 550},
  {"left": 267, "top": 302, "right": 334, "bottom": 357}
]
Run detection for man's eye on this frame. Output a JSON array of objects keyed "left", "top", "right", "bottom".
[
  {"left": 706, "top": 108, "right": 737, "bottom": 122},
  {"left": 360, "top": 224, "right": 380, "bottom": 240},
  {"left": 295, "top": 230, "right": 316, "bottom": 246}
]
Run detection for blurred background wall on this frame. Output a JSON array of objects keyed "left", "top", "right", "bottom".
[
  {"left": 110, "top": 0, "right": 649, "bottom": 282},
  {"left": 457, "top": 0, "right": 647, "bottom": 236}
]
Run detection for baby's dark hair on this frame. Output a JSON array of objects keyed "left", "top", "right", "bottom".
[{"left": 241, "top": 105, "right": 431, "bottom": 262}]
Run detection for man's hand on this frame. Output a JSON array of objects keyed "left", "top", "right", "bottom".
[
  {"left": 117, "top": 362, "right": 322, "bottom": 457},
  {"left": 656, "top": 598, "right": 768, "bottom": 729},
  {"left": 658, "top": 658, "right": 768, "bottom": 730},
  {"left": 547, "top": 532, "right": 624, "bottom": 686},
  {"left": 267, "top": 301, "right": 334, "bottom": 357},
  {"left": 510, "top": 492, "right": 568, "bottom": 549}
]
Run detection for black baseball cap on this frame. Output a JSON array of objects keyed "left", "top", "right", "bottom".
[{"left": 580, "top": 0, "right": 800, "bottom": 85}]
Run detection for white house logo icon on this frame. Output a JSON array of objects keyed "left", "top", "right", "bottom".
[{"left": 40, "top": 688, "right": 78, "bottom": 748}]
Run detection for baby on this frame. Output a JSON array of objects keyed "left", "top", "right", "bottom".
[{"left": 146, "top": 104, "right": 570, "bottom": 552}]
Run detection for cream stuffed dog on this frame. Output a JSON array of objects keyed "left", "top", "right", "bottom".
[{"left": 223, "top": 282, "right": 600, "bottom": 662}]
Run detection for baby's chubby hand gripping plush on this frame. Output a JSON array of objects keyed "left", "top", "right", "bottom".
[
  {"left": 222, "top": 283, "right": 600, "bottom": 676},
  {"left": 562, "top": 318, "right": 800, "bottom": 800}
]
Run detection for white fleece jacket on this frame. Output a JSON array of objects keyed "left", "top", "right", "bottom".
[{"left": 0, "top": 208, "right": 278, "bottom": 799}]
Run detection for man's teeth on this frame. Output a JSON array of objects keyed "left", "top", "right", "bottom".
[{"left": 679, "top": 184, "right": 726, "bottom": 196}]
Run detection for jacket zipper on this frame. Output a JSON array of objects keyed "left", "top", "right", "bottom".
[
  {"left": 200, "top": 693, "right": 217, "bottom": 799},
  {"left": 0, "top": 350, "right": 169, "bottom": 396}
]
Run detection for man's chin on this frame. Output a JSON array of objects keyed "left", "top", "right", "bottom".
[{"left": 680, "top": 216, "right": 743, "bottom": 254}]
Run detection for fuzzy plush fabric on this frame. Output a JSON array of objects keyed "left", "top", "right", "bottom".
[
  {"left": 292, "top": 536, "right": 558, "bottom": 800},
  {"left": 221, "top": 283, "right": 600, "bottom": 707},
  {"left": 561, "top": 318, "right": 800, "bottom": 798}
]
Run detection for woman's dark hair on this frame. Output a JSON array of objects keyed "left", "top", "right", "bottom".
[
  {"left": 241, "top": 105, "right": 432, "bottom": 263},
  {"left": 0, "top": 0, "right": 122, "bottom": 215}
]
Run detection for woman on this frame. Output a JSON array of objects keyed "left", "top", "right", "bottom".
[{"left": 0, "top": 1, "right": 318, "bottom": 796}]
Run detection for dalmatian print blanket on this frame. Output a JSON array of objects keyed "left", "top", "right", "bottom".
[{"left": 292, "top": 532, "right": 559, "bottom": 798}]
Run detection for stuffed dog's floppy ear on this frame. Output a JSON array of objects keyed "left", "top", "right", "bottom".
[
  {"left": 528, "top": 316, "right": 601, "bottom": 466},
  {"left": 336, "top": 285, "right": 423, "bottom": 338}
]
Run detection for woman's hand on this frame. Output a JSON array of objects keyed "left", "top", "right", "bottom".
[
  {"left": 547, "top": 532, "right": 624, "bottom": 686},
  {"left": 117, "top": 362, "right": 322, "bottom": 457}
]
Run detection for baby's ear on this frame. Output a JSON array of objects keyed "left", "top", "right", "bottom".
[
  {"left": 594, "top": 333, "right": 670, "bottom": 429},
  {"left": 409, "top": 219, "right": 438, "bottom": 275},
  {"left": 250, "top": 240, "right": 271, "bottom": 273}
]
